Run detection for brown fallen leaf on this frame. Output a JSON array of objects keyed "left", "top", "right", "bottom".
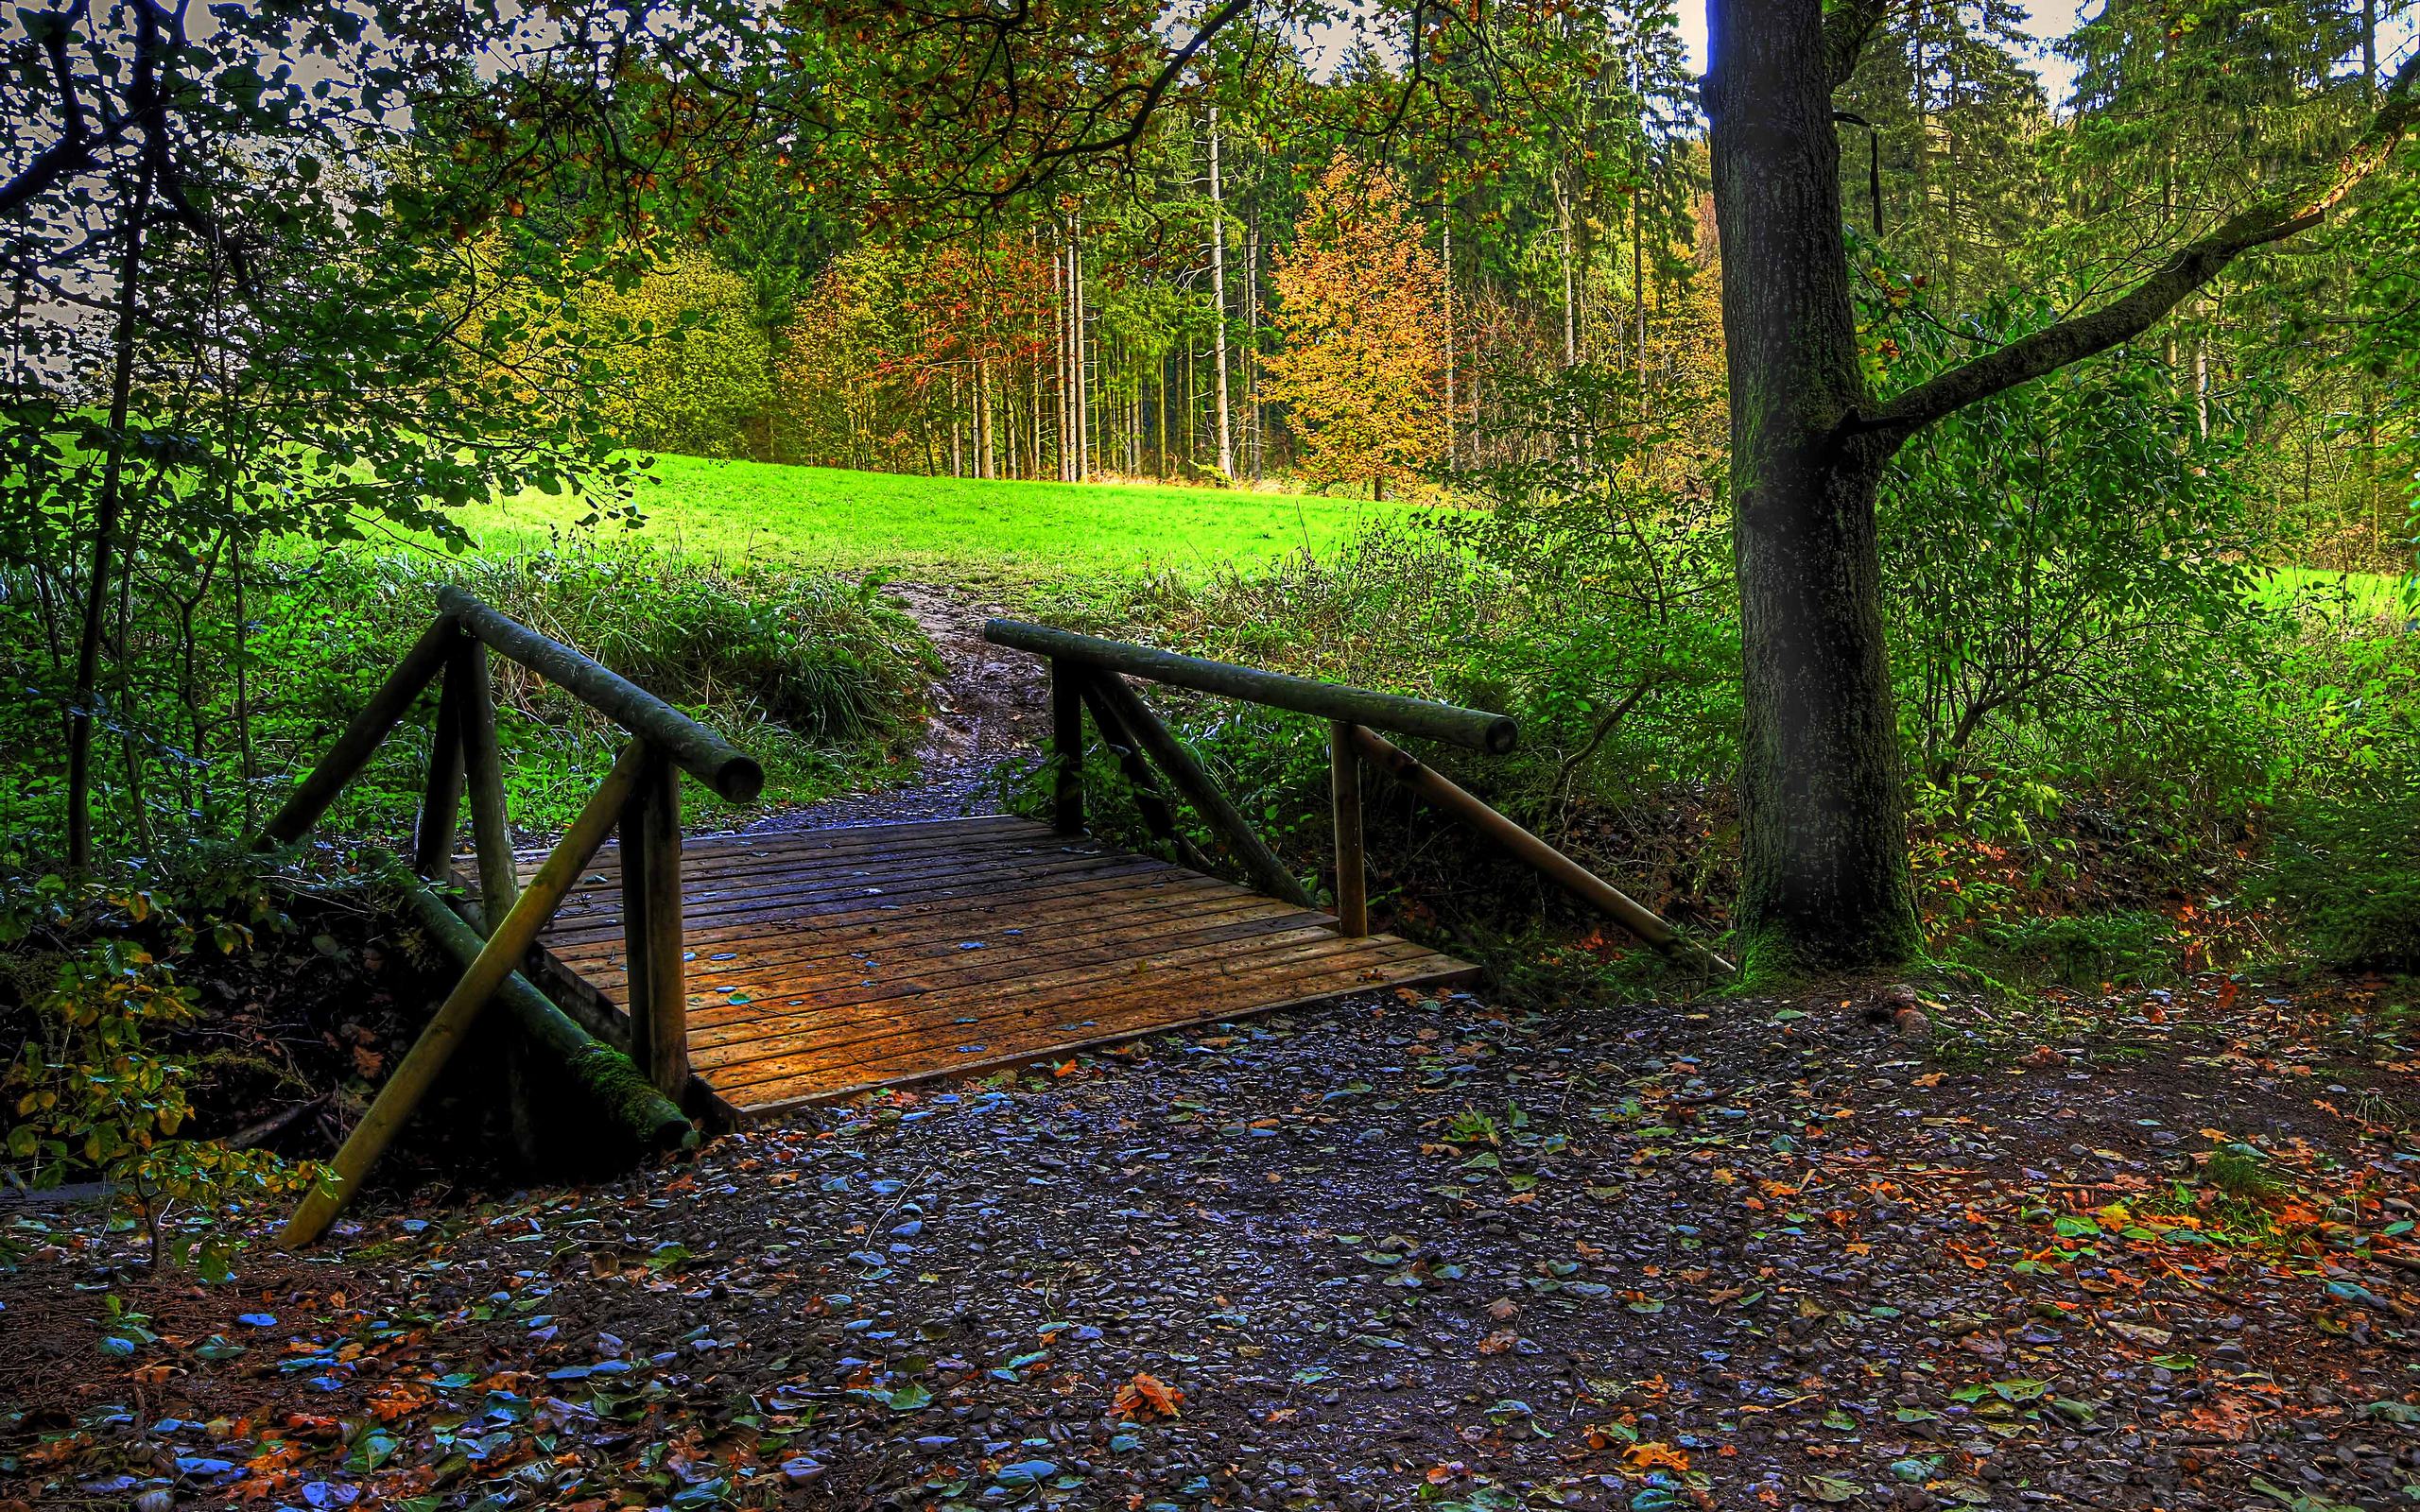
[
  {"left": 1114, "top": 1370, "right": 1184, "bottom": 1419},
  {"left": 1624, "top": 1441, "right": 1691, "bottom": 1473}
]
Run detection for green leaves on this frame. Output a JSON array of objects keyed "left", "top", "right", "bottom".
[
  {"left": 6, "top": 904, "right": 319, "bottom": 1275},
  {"left": 1949, "top": 1377, "right": 2047, "bottom": 1404}
]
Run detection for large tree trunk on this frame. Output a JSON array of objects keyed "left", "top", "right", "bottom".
[{"left": 1707, "top": 0, "right": 1921, "bottom": 970}]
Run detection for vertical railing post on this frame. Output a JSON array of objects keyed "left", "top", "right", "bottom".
[
  {"left": 1330, "top": 720, "right": 1367, "bottom": 936},
  {"left": 621, "top": 746, "right": 688, "bottom": 1098},
  {"left": 455, "top": 636, "right": 519, "bottom": 925},
  {"left": 282, "top": 739, "right": 654, "bottom": 1248},
  {"left": 1049, "top": 655, "right": 1085, "bottom": 833},
  {"left": 412, "top": 653, "right": 468, "bottom": 880}
]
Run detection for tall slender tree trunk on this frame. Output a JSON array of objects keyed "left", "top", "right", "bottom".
[
  {"left": 2191, "top": 289, "right": 2212, "bottom": 439},
  {"left": 1555, "top": 170, "right": 1579, "bottom": 367},
  {"left": 1443, "top": 216, "right": 1457, "bottom": 471},
  {"left": 1707, "top": 0, "right": 1921, "bottom": 970},
  {"left": 977, "top": 365, "right": 991, "bottom": 479},
  {"left": 1632, "top": 37, "right": 1650, "bottom": 407},
  {"left": 1072, "top": 223, "right": 1089, "bottom": 478},
  {"left": 67, "top": 153, "right": 158, "bottom": 871},
  {"left": 233, "top": 535, "right": 257, "bottom": 830},
  {"left": 1244, "top": 211, "right": 1262, "bottom": 482},
  {"left": 1633, "top": 160, "right": 1649, "bottom": 405},
  {"left": 1208, "top": 106, "right": 1235, "bottom": 481},
  {"left": 2365, "top": 0, "right": 2378, "bottom": 104}
]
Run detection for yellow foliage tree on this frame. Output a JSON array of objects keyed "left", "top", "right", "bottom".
[
  {"left": 1262, "top": 152, "right": 1447, "bottom": 499},
  {"left": 579, "top": 249, "right": 774, "bottom": 459}
]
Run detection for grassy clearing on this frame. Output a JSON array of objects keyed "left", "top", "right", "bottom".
[
  {"left": 2258, "top": 565, "right": 2411, "bottom": 619},
  {"left": 431, "top": 455, "right": 1421, "bottom": 583}
]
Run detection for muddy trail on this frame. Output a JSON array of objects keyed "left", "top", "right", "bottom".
[{"left": 751, "top": 582, "right": 1052, "bottom": 831}]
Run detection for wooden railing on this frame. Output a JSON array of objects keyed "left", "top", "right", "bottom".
[
  {"left": 984, "top": 620, "right": 1733, "bottom": 974},
  {"left": 262, "top": 588, "right": 759, "bottom": 1246}
]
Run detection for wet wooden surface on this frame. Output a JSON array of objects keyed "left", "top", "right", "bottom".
[{"left": 523, "top": 816, "right": 1478, "bottom": 1123}]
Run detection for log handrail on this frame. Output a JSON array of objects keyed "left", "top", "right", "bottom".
[
  {"left": 984, "top": 619, "right": 1517, "bottom": 753},
  {"left": 1348, "top": 727, "right": 1737, "bottom": 977},
  {"left": 439, "top": 587, "right": 763, "bottom": 802},
  {"left": 259, "top": 589, "right": 753, "bottom": 1246},
  {"left": 281, "top": 740, "right": 656, "bottom": 1247},
  {"left": 987, "top": 620, "right": 1732, "bottom": 975}
]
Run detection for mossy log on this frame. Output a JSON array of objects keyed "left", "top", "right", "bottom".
[{"left": 373, "top": 851, "right": 696, "bottom": 1159}]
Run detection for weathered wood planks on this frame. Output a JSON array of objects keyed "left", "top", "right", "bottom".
[{"left": 520, "top": 815, "right": 1478, "bottom": 1123}]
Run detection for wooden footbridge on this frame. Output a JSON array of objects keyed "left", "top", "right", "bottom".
[{"left": 263, "top": 591, "right": 1720, "bottom": 1246}]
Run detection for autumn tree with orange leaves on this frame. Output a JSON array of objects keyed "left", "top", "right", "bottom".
[{"left": 1261, "top": 152, "right": 1446, "bottom": 500}]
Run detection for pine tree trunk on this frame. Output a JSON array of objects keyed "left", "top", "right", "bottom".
[
  {"left": 1556, "top": 171, "right": 1578, "bottom": 368},
  {"left": 1708, "top": 0, "right": 1921, "bottom": 971},
  {"left": 1208, "top": 106, "right": 1235, "bottom": 481},
  {"left": 1060, "top": 238, "right": 1072, "bottom": 479},
  {"left": 1245, "top": 214, "right": 1263, "bottom": 481},
  {"left": 1072, "top": 223, "right": 1089, "bottom": 478},
  {"left": 2366, "top": 0, "right": 2379, "bottom": 103},
  {"left": 1443, "top": 216, "right": 1457, "bottom": 471}
]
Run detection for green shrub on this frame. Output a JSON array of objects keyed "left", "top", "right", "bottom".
[
  {"left": 2, "top": 868, "right": 320, "bottom": 1277},
  {"left": 1873, "top": 279, "right": 2277, "bottom": 813},
  {"left": 1959, "top": 908, "right": 2184, "bottom": 988},
  {"left": 2255, "top": 785, "right": 2420, "bottom": 971},
  {"left": 0, "top": 540, "right": 939, "bottom": 859},
  {"left": 1968, "top": 909, "right": 2180, "bottom": 988}
]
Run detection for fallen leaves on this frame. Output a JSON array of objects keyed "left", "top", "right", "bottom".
[
  {"left": 1113, "top": 1370, "right": 1184, "bottom": 1419},
  {"left": 1624, "top": 1440, "right": 1691, "bottom": 1473}
]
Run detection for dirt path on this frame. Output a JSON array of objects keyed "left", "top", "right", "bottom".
[
  {"left": 8, "top": 971, "right": 2418, "bottom": 1510},
  {"left": 748, "top": 581, "right": 1051, "bottom": 832}
]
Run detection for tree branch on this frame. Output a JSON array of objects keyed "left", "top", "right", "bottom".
[
  {"left": 979, "top": 0, "right": 1253, "bottom": 203},
  {"left": 1858, "top": 46, "right": 2420, "bottom": 449},
  {"left": 0, "top": 2, "right": 128, "bottom": 223},
  {"left": 1823, "top": 0, "right": 1887, "bottom": 92}
]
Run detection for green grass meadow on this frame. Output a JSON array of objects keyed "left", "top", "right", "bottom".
[
  {"left": 427, "top": 458, "right": 2417, "bottom": 619},
  {"left": 2258, "top": 565, "right": 2413, "bottom": 620},
  {"left": 439, "top": 455, "right": 1419, "bottom": 581}
]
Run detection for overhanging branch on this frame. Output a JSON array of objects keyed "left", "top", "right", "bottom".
[
  {"left": 0, "top": 2, "right": 128, "bottom": 223},
  {"left": 977, "top": 0, "right": 1254, "bottom": 204},
  {"left": 1857, "top": 47, "right": 2420, "bottom": 450}
]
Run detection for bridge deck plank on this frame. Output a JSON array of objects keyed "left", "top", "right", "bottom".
[{"left": 521, "top": 816, "right": 1477, "bottom": 1121}]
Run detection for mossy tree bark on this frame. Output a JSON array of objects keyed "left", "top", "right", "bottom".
[
  {"left": 1705, "top": 0, "right": 1920, "bottom": 971},
  {"left": 1705, "top": 0, "right": 2420, "bottom": 971}
]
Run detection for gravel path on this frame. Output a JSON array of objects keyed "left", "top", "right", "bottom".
[
  {"left": 7, "top": 596, "right": 2413, "bottom": 1509},
  {"left": 7, "top": 972, "right": 2416, "bottom": 1510}
]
